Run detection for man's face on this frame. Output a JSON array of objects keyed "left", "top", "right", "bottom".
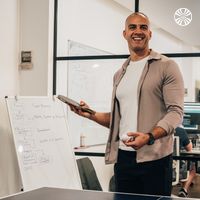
[{"left": 123, "top": 14, "right": 152, "bottom": 53}]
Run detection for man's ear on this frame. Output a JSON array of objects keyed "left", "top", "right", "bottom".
[
  {"left": 123, "top": 30, "right": 126, "bottom": 39},
  {"left": 149, "top": 30, "right": 152, "bottom": 40}
]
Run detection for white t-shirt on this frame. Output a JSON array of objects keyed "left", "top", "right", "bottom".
[{"left": 116, "top": 56, "right": 149, "bottom": 151}]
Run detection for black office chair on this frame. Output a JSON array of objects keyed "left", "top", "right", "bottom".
[
  {"left": 109, "top": 175, "right": 116, "bottom": 192},
  {"left": 172, "top": 136, "right": 180, "bottom": 185},
  {"left": 76, "top": 157, "right": 102, "bottom": 191},
  {"left": 172, "top": 136, "right": 189, "bottom": 186}
]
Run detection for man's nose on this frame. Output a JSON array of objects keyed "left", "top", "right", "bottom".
[{"left": 134, "top": 26, "right": 142, "bottom": 33}]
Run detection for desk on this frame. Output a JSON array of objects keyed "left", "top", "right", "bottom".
[
  {"left": 74, "top": 145, "right": 200, "bottom": 162},
  {"left": 185, "top": 129, "right": 200, "bottom": 134},
  {"left": 172, "top": 154, "right": 200, "bottom": 162},
  {"left": 181, "top": 149, "right": 200, "bottom": 154},
  {"left": 174, "top": 149, "right": 200, "bottom": 162},
  {"left": 74, "top": 144, "right": 106, "bottom": 157},
  {"left": 2, "top": 187, "right": 199, "bottom": 200}
]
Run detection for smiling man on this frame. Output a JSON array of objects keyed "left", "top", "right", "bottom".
[
  {"left": 123, "top": 13, "right": 151, "bottom": 59},
  {"left": 69, "top": 12, "right": 184, "bottom": 196}
]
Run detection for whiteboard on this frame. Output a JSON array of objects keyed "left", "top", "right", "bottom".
[
  {"left": 5, "top": 96, "right": 81, "bottom": 191},
  {"left": 56, "top": 40, "right": 125, "bottom": 147}
]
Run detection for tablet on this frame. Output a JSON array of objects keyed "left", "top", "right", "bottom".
[{"left": 57, "top": 95, "right": 95, "bottom": 115}]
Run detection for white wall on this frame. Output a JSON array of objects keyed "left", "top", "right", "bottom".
[
  {"left": 0, "top": 0, "right": 54, "bottom": 196},
  {"left": 0, "top": 0, "right": 22, "bottom": 196},
  {"left": 18, "top": 0, "right": 51, "bottom": 96}
]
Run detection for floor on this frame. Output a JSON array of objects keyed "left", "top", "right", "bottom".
[{"left": 172, "top": 174, "right": 200, "bottom": 199}]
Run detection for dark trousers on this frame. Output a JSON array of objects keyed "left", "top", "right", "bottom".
[{"left": 114, "top": 149, "right": 173, "bottom": 196}]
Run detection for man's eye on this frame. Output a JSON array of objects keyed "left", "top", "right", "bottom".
[
  {"left": 140, "top": 25, "right": 148, "bottom": 30},
  {"left": 129, "top": 25, "right": 136, "bottom": 30}
]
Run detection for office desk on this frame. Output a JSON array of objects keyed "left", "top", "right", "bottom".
[
  {"left": 181, "top": 149, "right": 200, "bottom": 155},
  {"left": 173, "top": 149, "right": 200, "bottom": 162},
  {"left": 74, "top": 145, "right": 200, "bottom": 162},
  {"left": 2, "top": 187, "right": 199, "bottom": 200},
  {"left": 74, "top": 144, "right": 106, "bottom": 157}
]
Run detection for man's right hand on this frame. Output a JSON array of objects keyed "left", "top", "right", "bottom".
[
  {"left": 69, "top": 101, "right": 92, "bottom": 119},
  {"left": 70, "top": 101, "right": 110, "bottom": 128}
]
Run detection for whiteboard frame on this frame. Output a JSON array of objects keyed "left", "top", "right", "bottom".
[{"left": 5, "top": 96, "right": 82, "bottom": 191}]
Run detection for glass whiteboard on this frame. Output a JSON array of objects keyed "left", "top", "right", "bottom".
[{"left": 56, "top": 41, "right": 125, "bottom": 147}]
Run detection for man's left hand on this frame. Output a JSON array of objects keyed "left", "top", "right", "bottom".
[{"left": 123, "top": 132, "right": 150, "bottom": 150}]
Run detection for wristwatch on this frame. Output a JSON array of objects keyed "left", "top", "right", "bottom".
[{"left": 147, "top": 132, "right": 155, "bottom": 145}]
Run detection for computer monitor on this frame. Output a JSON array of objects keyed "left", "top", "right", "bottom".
[{"left": 183, "top": 103, "right": 200, "bottom": 126}]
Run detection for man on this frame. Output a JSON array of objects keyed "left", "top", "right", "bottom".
[
  {"left": 70, "top": 12, "right": 184, "bottom": 196},
  {"left": 175, "top": 127, "right": 196, "bottom": 197}
]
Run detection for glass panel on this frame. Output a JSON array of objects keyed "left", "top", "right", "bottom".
[
  {"left": 57, "top": 0, "right": 130, "bottom": 56},
  {"left": 172, "top": 57, "right": 200, "bottom": 102},
  {"left": 140, "top": 0, "right": 200, "bottom": 53},
  {"left": 57, "top": 0, "right": 200, "bottom": 55},
  {"left": 56, "top": 56, "right": 200, "bottom": 147},
  {"left": 67, "top": 40, "right": 112, "bottom": 56},
  {"left": 56, "top": 59, "right": 125, "bottom": 147}
]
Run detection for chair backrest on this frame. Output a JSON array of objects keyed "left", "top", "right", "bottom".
[
  {"left": 76, "top": 157, "right": 102, "bottom": 191},
  {"left": 109, "top": 175, "right": 115, "bottom": 192},
  {"left": 172, "top": 136, "right": 180, "bottom": 186},
  {"left": 173, "top": 136, "right": 180, "bottom": 156}
]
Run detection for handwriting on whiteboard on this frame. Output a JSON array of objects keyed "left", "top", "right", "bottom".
[{"left": 9, "top": 101, "right": 67, "bottom": 171}]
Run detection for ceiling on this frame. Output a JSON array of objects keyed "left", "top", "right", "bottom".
[{"left": 113, "top": 0, "right": 200, "bottom": 50}]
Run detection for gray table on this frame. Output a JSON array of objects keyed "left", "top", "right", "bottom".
[{"left": 2, "top": 187, "right": 199, "bottom": 200}]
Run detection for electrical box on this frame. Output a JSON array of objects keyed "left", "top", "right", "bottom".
[{"left": 19, "top": 51, "right": 33, "bottom": 70}]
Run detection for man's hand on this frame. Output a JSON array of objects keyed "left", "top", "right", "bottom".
[
  {"left": 70, "top": 101, "right": 92, "bottom": 119},
  {"left": 70, "top": 101, "right": 110, "bottom": 128},
  {"left": 123, "top": 132, "right": 150, "bottom": 150}
]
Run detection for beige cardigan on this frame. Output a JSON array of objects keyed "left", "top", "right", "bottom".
[{"left": 105, "top": 50, "right": 184, "bottom": 164}]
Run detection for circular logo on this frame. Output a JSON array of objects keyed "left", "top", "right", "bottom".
[{"left": 174, "top": 8, "right": 192, "bottom": 26}]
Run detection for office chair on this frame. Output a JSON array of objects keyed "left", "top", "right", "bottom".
[
  {"left": 172, "top": 136, "right": 180, "bottom": 186},
  {"left": 76, "top": 157, "right": 102, "bottom": 191},
  {"left": 109, "top": 175, "right": 115, "bottom": 192},
  {"left": 172, "top": 136, "right": 189, "bottom": 186}
]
